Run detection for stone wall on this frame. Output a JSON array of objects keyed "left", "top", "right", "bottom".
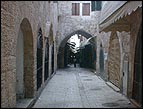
[
  {"left": 96, "top": 31, "right": 111, "bottom": 78},
  {"left": 97, "top": 5, "right": 142, "bottom": 102},
  {"left": 57, "top": 1, "right": 100, "bottom": 48},
  {"left": 108, "top": 32, "right": 121, "bottom": 88},
  {"left": 1, "top": 1, "right": 58, "bottom": 108}
]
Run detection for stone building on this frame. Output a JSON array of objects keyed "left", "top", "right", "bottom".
[
  {"left": 96, "top": 1, "right": 142, "bottom": 107},
  {"left": 1, "top": 1, "right": 58, "bottom": 107},
  {"left": 1, "top": 1, "right": 142, "bottom": 108},
  {"left": 57, "top": 1, "right": 101, "bottom": 68}
]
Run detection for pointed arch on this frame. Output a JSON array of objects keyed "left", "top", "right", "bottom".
[
  {"left": 57, "top": 30, "right": 93, "bottom": 68},
  {"left": 107, "top": 31, "right": 121, "bottom": 88},
  {"left": 16, "top": 18, "right": 34, "bottom": 100},
  {"left": 59, "top": 29, "right": 93, "bottom": 48}
]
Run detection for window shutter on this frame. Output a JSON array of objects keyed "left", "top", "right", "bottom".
[
  {"left": 72, "top": 3, "right": 76, "bottom": 15},
  {"left": 82, "top": 3, "right": 90, "bottom": 16},
  {"left": 72, "top": 3, "right": 80, "bottom": 15},
  {"left": 95, "top": 1, "right": 102, "bottom": 11},
  {"left": 76, "top": 3, "right": 80, "bottom": 15},
  {"left": 91, "top": 1, "right": 96, "bottom": 11}
]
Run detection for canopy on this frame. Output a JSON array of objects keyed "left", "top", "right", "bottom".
[{"left": 99, "top": 1, "right": 142, "bottom": 32}]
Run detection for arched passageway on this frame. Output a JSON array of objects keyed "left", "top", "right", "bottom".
[
  {"left": 108, "top": 32, "right": 121, "bottom": 88},
  {"left": 132, "top": 24, "right": 142, "bottom": 106},
  {"left": 16, "top": 18, "right": 34, "bottom": 101},
  {"left": 37, "top": 28, "right": 43, "bottom": 90},
  {"left": 57, "top": 30, "right": 96, "bottom": 69}
]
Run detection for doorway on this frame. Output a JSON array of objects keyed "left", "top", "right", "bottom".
[
  {"left": 132, "top": 25, "right": 142, "bottom": 106},
  {"left": 16, "top": 18, "right": 34, "bottom": 101}
]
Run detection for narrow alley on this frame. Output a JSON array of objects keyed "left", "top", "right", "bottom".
[
  {"left": 1, "top": 1, "right": 142, "bottom": 108},
  {"left": 33, "top": 66, "right": 134, "bottom": 108}
]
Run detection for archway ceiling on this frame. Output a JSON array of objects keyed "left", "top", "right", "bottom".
[{"left": 60, "top": 30, "right": 93, "bottom": 47}]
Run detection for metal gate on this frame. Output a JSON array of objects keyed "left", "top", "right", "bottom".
[
  {"left": 51, "top": 43, "right": 54, "bottom": 74},
  {"left": 79, "top": 44, "right": 93, "bottom": 68},
  {"left": 37, "top": 28, "right": 43, "bottom": 90},
  {"left": 44, "top": 39, "right": 49, "bottom": 81}
]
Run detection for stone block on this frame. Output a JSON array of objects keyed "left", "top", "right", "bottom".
[
  {"left": 1, "top": 56, "right": 16, "bottom": 72},
  {"left": 1, "top": 10, "right": 15, "bottom": 28},
  {"left": 1, "top": 1, "right": 17, "bottom": 15},
  {"left": 8, "top": 95, "right": 16, "bottom": 108}
]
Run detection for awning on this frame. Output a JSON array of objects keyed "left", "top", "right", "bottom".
[
  {"left": 79, "top": 36, "right": 96, "bottom": 48},
  {"left": 99, "top": 1, "right": 142, "bottom": 32}
]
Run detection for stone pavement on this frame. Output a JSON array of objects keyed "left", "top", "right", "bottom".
[{"left": 32, "top": 66, "right": 135, "bottom": 108}]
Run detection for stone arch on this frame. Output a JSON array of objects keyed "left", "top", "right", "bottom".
[
  {"left": 59, "top": 29, "right": 92, "bottom": 48},
  {"left": 57, "top": 30, "right": 93, "bottom": 68},
  {"left": 16, "top": 18, "right": 34, "bottom": 100},
  {"left": 132, "top": 23, "right": 142, "bottom": 106},
  {"left": 107, "top": 31, "right": 121, "bottom": 88}
]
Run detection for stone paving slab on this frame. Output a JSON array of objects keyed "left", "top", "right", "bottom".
[
  {"left": 33, "top": 67, "right": 136, "bottom": 108},
  {"left": 16, "top": 98, "right": 34, "bottom": 108},
  {"left": 106, "top": 81, "right": 120, "bottom": 92}
]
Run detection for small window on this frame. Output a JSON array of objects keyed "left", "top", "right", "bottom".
[
  {"left": 72, "top": 3, "right": 80, "bottom": 16},
  {"left": 82, "top": 3, "right": 90, "bottom": 16}
]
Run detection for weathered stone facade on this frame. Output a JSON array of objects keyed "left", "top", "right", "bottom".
[
  {"left": 1, "top": 1, "right": 58, "bottom": 108},
  {"left": 57, "top": 1, "right": 100, "bottom": 48},
  {"left": 97, "top": 1, "right": 142, "bottom": 107},
  {"left": 1, "top": 1, "right": 142, "bottom": 108},
  {"left": 56, "top": 1, "right": 100, "bottom": 68},
  {"left": 108, "top": 32, "right": 121, "bottom": 88}
]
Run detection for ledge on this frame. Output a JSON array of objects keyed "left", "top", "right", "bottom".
[{"left": 106, "top": 81, "right": 120, "bottom": 92}]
